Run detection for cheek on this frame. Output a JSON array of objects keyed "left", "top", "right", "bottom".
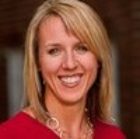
[
  {"left": 85, "top": 56, "right": 99, "bottom": 87},
  {"left": 39, "top": 55, "right": 62, "bottom": 78},
  {"left": 80, "top": 54, "right": 98, "bottom": 73}
]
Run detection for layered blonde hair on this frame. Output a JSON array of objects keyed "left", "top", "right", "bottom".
[{"left": 24, "top": 0, "right": 113, "bottom": 123}]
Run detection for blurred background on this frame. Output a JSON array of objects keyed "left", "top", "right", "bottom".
[{"left": 0, "top": 0, "right": 139, "bottom": 139}]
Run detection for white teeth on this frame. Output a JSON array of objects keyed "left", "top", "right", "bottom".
[{"left": 60, "top": 75, "right": 81, "bottom": 84}]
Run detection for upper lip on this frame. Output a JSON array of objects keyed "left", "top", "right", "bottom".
[{"left": 58, "top": 73, "right": 83, "bottom": 77}]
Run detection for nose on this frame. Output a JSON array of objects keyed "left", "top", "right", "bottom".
[{"left": 62, "top": 51, "right": 78, "bottom": 70}]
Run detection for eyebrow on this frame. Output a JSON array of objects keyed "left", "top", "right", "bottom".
[
  {"left": 45, "top": 41, "right": 86, "bottom": 48},
  {"left": 45, "top": 42, "right": 62, "bottom": 47}
]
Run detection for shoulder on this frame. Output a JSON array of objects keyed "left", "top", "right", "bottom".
[
  {"left": 94, "top": 119, "right": 126, "bottom": 139},
  {"left": 0, "top": 112, "right": 26, "bottom": 139},
  {"left": 0, "top": 111, "right": 39, "bottom": 139},
  {"left": 0, "top": 111, "right": 60, "bottom": 139}
]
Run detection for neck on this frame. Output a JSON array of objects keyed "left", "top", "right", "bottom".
[
  {"left": 45, "top": 105, "right": 92, "bottom": 139},
  {"left": 45, "top": 92, "right": 90, "bottom": 138},
  {"left": 46, "top": 98, "right": 86, "bottom": 127}
]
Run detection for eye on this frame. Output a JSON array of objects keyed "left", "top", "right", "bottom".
[
  {"left": 47, "top": 48, "right": 61, "bottom": 56},
  {"left": 76, "top": 43, "right": 88, "bottom": 54}
]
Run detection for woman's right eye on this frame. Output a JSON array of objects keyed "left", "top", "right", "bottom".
[{"left": 47, "top": 48, "right": 61, "bottom": 56}]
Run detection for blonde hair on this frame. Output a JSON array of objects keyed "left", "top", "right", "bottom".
[{"left": 24, "top": 0, "right": 113, "bottom": 123}]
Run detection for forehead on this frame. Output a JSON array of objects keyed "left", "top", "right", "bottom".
[
  {"left": 38, "top": 15, "right": 81, "bottom": 44},
  {"left": 39, "top": 14, "right": 83, "bottom": 39},
  {"left": 37, "top": 15, "right": 94, "bottom": 50},
  {"left": 39, "top": 15, "right": 67, "bottom": 33}
]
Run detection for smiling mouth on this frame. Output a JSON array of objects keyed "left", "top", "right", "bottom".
[{"left": 58, "top": 74, "right": 82, "bottom": 87}]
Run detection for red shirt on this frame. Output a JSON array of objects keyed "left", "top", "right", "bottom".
[{"left": 0, "top": 112, "right": 126, "bottom": 139}]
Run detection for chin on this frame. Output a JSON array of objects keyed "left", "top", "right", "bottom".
[{"left": 56, "top": 88, "right": 87, "bottom": 105}]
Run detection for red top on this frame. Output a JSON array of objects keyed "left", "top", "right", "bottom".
[{"left": 0, "top": 112, "right": 126, "bottom": 139}]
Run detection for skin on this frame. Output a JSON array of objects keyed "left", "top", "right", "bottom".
[{"left": 37, "top": 16, "right": 99, "bottom": 138}]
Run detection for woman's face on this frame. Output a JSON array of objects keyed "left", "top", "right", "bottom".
[{"left": 38, "top": 16, "right": 99, "bottom": 104}]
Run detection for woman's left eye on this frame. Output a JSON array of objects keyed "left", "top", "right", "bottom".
[{"left": 76, "top": 44, "right": 88, "bottom": 54}]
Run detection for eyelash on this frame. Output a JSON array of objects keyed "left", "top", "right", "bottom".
[
  {"left": 47, "top": 44, "right": 88, "bottom": 56},
  {"left": 76, "top": 44, "right": 88, "bottom": 53},
  {"left": 47, "top": 48, "right": 61, "bottom": 56}
]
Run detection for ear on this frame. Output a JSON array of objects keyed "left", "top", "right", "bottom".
[{"left": 97, "top": 61, "right": 101, "bottom": 69}]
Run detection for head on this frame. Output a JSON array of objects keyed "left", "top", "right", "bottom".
[{"left": 24, "top": 0, "right": 113, "bottom": 122}]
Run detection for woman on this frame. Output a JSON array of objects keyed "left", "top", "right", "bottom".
[{"left": 0, "top": 0, "right": 126, "bottom": 139}]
